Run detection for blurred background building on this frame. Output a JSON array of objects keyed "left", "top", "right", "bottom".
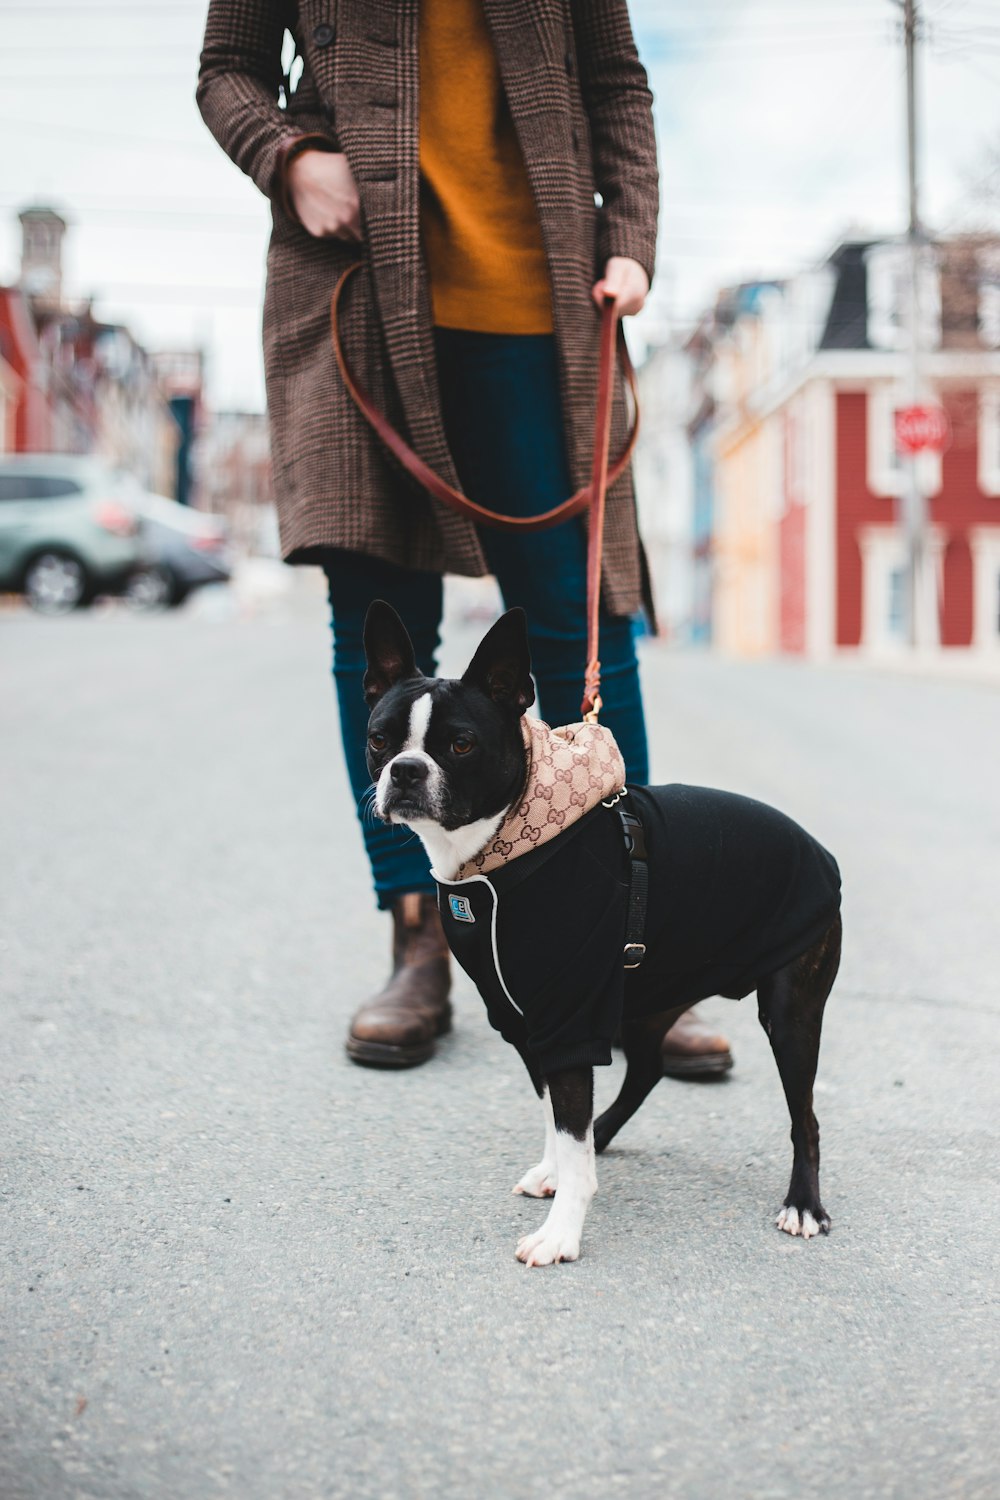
[
  {"left": 2, "top": 0, "right": 998, "bottom": 642},
  {"left": 6, "top": 196, "right": 998, "bottom": 656},
  {"left": 195, "top": 409, "right": 277, "bottom": 557},
  {"left": 635, "top": 232, "right": 1000, "bottom": 659},
  {"left": 0, "top": 204, "right": 277, "bottom": 553}
]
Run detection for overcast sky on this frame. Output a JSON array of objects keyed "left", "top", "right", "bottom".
[{"left": 1, "top": 0, "right": 998, "bottom": 411}]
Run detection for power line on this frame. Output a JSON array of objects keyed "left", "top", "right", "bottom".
[
  {"left": 1, "top": 2, "right": 204, "bottom": 11},
  {"left": 0, "top": 72, "right": 199, "bottom": 83},
  {"left": 2, "top": 44, "right": 200, "bottom": 55},
  {"left": 80, "top": 282, "right": 261, "bottom": 306},
  {"left": 0, "top": 196, "right": 268, "bottom": 229},
  {"left": 0, "top": 117, "right": 212, "bottom": 154},
  {"left": 4, "top": 24, "right": 896, "bottom": 48},
  {"left": 0, "top": 199, "right": 873, "bottom": 255}
]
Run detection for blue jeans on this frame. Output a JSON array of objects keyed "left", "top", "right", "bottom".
[{"left": 325, "top": 330, "right": 649, "bottom": 909}]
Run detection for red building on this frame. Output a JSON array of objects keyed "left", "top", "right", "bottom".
[
  {"left": 0, "top": 284, "right": 55, "bottom": 452},
  {"left": 708, "top": 237, "right": 1000, "bottom": 658}
]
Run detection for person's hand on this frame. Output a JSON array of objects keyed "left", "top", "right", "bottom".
[
  {"left": 591, "top": 256, "right": 649, "bottom": 316},
  {"left": 287, "top": 150, "right": 362, "bottom": 241}
]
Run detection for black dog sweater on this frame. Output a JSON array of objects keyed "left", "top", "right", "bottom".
[{"left": 437, "top": 783, "right": 841, "bottom": 1078}]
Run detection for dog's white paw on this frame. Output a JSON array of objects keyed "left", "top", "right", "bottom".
[
  {"left": 513, "top": 1160, "right": 558, "bottom": 1197},
  {"left": 515, "top": 1225, "right": 580, "bottom": 1267},
  {"left": 776, "top": 1204, "right": 830, "bottom": 1239}
]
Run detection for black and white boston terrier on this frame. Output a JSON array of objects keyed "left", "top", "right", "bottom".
[{"left": 362, "top": 600, "right": 842, "bottom": 1267}]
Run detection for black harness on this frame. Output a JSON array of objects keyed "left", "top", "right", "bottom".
[{"left": 608, "top": 794, "right": 649, "bottom": 970}]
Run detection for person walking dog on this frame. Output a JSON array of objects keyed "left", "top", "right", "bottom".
[{"left": 197, "top": 0, "right": 733, "bottom": 1077}]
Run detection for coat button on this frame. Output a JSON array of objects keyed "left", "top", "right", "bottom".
[
  {"left": 564, "top": 50, "right": 575, "bottom": 76},
  {"left": 572, "top": 127, "right": 580, "bottom": 151},
  {"left": 313, "top": 23, "right": 334, "bottom": 46}
]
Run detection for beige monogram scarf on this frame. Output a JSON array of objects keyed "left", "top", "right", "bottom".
[{"left": 454, "top": 715, "right": 626, "bottom": 879}]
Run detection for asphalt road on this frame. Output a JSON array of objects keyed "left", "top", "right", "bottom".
[{"left": 2, "top": 584, "right": 998, "bottom": 1500}]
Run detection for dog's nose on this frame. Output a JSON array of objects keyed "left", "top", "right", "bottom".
[{"left": 390, "top": 756, "right": 429, "bottom": 789}]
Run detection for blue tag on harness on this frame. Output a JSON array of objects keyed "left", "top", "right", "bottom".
[{"left": 448, "top": 894, "right": 475, "bottom": 924}]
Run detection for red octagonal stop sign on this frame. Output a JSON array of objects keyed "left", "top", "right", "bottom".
[{"left": 894, "top": 404, "right": 952, "bottom": 455}]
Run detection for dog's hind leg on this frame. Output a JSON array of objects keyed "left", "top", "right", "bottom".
[
  {"left": 757, "top": 914, "right": 842, "bottom": 1239},
  {"left": 516, "top": 1067, "right": 596, "bottom": 1266},
  {"left": 593, "top": 1007, "right": 690, "bottom": 1155}
]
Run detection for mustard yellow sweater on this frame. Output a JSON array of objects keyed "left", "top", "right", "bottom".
[{"left": 419, "top": 0, "right": 553, "bottom": 333}]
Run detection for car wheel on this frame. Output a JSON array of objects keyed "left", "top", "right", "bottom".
[
  {"left": 23, "top": 550, "right": 89, "bottom": 615},
  {"left": 126, "top": 565, "right": 174, "bottom": 611}
]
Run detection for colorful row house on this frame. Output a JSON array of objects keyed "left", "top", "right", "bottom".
[
  {"left": 0, "top": 206, "right": 200, "bottom": 505},
  {"left": 677, "top": 235, "right": 1000, "bottom": 658}
]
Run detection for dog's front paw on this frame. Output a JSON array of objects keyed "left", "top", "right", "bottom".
[
  {"left": 776, "top": 1203, "right": 830, "bottom": 1239},
  {"left": 515, "top": 1224, "right": 580, "bottom": 1267},
  {"left": 513, "top": 1160, "right": 558, "bottom": 1198}
]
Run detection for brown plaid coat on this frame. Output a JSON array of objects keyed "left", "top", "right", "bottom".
[{"left": 197, "top": 0, "right": 658, "bottom": 615}]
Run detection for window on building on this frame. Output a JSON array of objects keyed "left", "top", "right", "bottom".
[
  {"left": 980, "top": 387, "right": 1000, "bottom": 497},
  {"left": 888, "top": 565, "right": 908, "bottom": 639},
  {"left": 860, "top": 525, "right": 946, "bottom": 650},
  {"left": 866, "top": 243, "right": 941, "bottom": 353},
  {"left": 978, "top": 248, "right": 1000, "bottom": 349},
  {"left": 981, "top": 282, "right": 1000, "bottom": 350}
]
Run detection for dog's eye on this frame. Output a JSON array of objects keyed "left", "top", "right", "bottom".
[
  {"left": 368, "top": 731, "right": 387, "bottom": 752},
  {"left": 452, "top": 733, "right": 475, "bottom": 756}
]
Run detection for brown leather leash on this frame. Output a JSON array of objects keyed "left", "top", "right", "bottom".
[{"left": 330, "top": 258, "right": 639, "bottom": 719}]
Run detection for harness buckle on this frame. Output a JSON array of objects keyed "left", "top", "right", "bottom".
[
  {"left": 623, "top": 942, "right": 647, "bottom": 969},
  {"left": 619, "top": 811, "right": 648, "bottom": 861}
]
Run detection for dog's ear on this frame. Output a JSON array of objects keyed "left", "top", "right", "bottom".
[
  {"left": 363, "top": 600, "right": 420, "bottom": 707},
  {"left": 462, "top": 607, "right": 535, "bottom": 715}
]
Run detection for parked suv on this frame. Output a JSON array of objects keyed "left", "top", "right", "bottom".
[
  {"left": 0, "top": 455, "right": 143, "bottom": 613},
  {"left": 0, "top": 455, "right": 232, "bottom": 613}
]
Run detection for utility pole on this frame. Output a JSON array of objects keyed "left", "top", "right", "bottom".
[{"left": 901, "top": 0, "right": 932, "bottom": 649}]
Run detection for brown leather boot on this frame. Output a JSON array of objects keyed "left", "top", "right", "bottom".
[
  {"left": 346, "top": 893, "right": 452, "bottom": 1068},
  {"left": 661, "top": 1006, "right": 734, "bottom": 1079}
]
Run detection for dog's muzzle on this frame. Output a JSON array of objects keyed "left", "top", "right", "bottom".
[
  {"left": 389, "top": 756, "right": 428, "bottom": 792},
  {"left": 378, "top": 754, "right": 442, "bottom": 821}
]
